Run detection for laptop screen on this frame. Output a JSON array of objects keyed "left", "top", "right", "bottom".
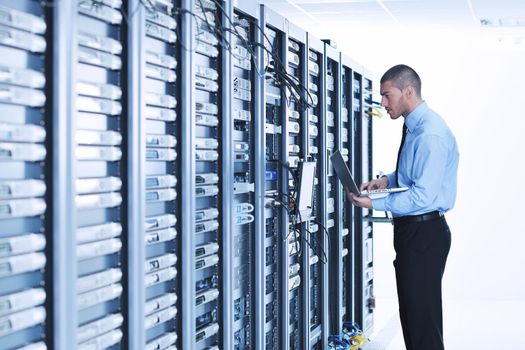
[
  {"left": 330, "top": 150, "right": 360, "bottom": 196},
  {"left": 296, "top": 161, "right": 316, "bottom": 217}
]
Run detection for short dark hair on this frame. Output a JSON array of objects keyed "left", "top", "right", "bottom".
[{"left": 381, "top": 64, "right": 422, "bottom": 97}]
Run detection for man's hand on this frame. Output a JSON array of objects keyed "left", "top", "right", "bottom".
[
  {"left": 345, "top": 188, "right": 372, "bottom": 209},
  {"left": 360, "top": 176, "right": 388, "bottom": 192}
]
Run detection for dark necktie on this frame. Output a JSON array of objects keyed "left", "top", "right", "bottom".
[{"left": 395, "top": 124, "right": 408, "bottom": 187}]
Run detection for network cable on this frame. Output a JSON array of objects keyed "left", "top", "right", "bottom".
[
  {"left": 309, "top": 218, "right": 331, "bottom": 262},
  {"left": 233, "top": 13, "right": 316, "bottom": 111},
  {"left": 273, "top": 192, "right": 328, "bottom": 264}
]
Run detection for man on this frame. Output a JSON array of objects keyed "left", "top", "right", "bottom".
[{"left": 347, "top": 64, "right": 459, "bottom": 350}]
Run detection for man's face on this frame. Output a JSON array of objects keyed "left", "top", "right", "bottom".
[{"left": 380, "top": 80, "right": 405, "bottom": 120}]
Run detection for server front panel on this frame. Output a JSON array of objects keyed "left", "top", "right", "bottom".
[
  {"left": 142, "top": 1, "right": 180, "bottom": 349},
  {"left": 231, "top": 7, "right": 256, "bottom": 350},
  {"left": 192, "top": 1, "right": 222, "bottom": 348},
  {"left": 340, "top": 62, "right": 354, "bottom": 328},
  {"left": 0, "top": 2, "right": 49, "bottom": 349},
  {"left": 75, "top": 1, "right": 126, "bottom": 348}
]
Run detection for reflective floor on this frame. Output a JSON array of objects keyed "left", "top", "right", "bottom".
[{"left": 365, "top": 297, "right": 525, "bottom": 350}]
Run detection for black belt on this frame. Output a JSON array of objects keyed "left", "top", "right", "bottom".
[{"left": 393, "top": 211, "right": 444, "bottom": 225}]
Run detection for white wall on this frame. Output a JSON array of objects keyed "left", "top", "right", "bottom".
[
  {"left": 331, "top": 26, "right": 525, "bottom": 302},
  {"left": 291, "top": 22, "right": 525, "bottom": 302}
]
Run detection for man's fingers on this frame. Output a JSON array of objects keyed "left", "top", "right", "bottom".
[
  {"left": 350, "top": 194, "right": 362, "bottom": 207},
  {"left": 361, "top": 180, "right": 382, "bottom": 191},
  {"left": 349, "top": 194, "right": 372, "bottom": 209}
]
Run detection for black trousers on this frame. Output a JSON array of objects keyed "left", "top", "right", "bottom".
[{"left": 393, "top": 216, "right": 451, "bottom": 350}]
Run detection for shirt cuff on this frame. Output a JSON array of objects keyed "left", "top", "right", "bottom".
[
  {"left": 372, "top": 197, "right": 387, "bottom": 211},
  {"left": 387, "top": 173, "right": 396, "bottom": 189}
]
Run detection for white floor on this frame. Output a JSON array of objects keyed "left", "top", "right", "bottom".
[
  {"left": 364, "top": 218, "right": 525, "bottom": 350},
  {"left": 364, "top": 297, "right": 525, "bottom": 350}
]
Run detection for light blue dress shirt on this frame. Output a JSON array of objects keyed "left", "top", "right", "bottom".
[{"left": 373, "top": 102, "right": 459, "bottom": 217}]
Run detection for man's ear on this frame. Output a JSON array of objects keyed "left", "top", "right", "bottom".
[{"left": 404, "top": 85, "right": 414, "bottom": 99}]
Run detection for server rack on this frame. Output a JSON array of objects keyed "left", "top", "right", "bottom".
[
  {"left": 306, "top": 33, "right": 326, "bottom": 350},
  {"left": 284, "top": 20, "right": 304, "bottom": 350},
  {"left": 285, "top": 20, "right": 315, "bottom": 350},
  {"left": 324, "top": 41, "right": 342, "bottom": 338},
  {"left": 259, "top": 6, "right": 288, "bottom": 350},
  {"left": 74, "top": 1, "right": 128, "bottom": 349},
  {"left": 288, "top": 22, "right": 312, "bottom": 350},
  {"left": 353, "top": 69, "right": 375, "bottom": 336},
  {"left": 340, "top": 54, "right": 358, "bottom": 330},
  {"left": 229, "top": 2, "right": 258, "bottom": 349},
  {"left": 187, "top": 1, "right": 224, "bottom": 349},
  {"left": 0, "top": 2, "right": 49, "bottom": 349},
  {"left": 135, "top": 1, "right": 181, "bottom": 350}
]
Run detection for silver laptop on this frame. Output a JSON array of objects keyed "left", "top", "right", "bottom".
[{"left": 330, "top": 150, "right": 408, "bottom": 197}]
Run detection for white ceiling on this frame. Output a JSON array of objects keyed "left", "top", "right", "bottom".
[{"left": 260, "top": 0, "right": 525, "bottom": 45}]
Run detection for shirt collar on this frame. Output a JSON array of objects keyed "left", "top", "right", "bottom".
[{"left": 404, "top": 101, "right": 428, "bottom": 132}]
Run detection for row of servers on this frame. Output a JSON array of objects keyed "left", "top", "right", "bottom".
[{"left": 0, "top": 0, "right": 375, "bottom": 349}]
